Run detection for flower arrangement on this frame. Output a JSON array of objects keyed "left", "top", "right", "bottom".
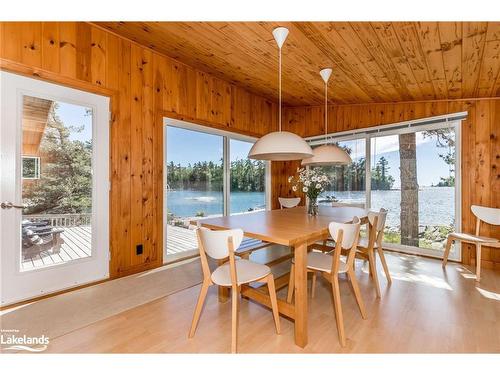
[{"left": 288, "top": 168, "right": 330, "bottom": 215}]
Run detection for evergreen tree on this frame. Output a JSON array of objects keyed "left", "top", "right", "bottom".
[{"left": 23, "top": 104, "right": 92, "bottom": 214}]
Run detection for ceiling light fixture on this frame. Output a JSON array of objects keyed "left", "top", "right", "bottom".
[
  {"left": 248, "top": 27, "right": 313, "bottom": 161},
  {"left": 301, "top": 68, "right": 352, "bottom": 166}
]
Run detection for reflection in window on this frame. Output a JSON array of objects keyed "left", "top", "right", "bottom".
[{"left": 314, "top": 139, "right": 366, "bottom": 206}]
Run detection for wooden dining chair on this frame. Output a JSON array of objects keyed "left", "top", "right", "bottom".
[
  {"left": 320, "top": 202, "right": 366, "bottom": 249},
  {"left": 287, "top": 217, "right": 367, "bottom": 347},
  {"left": 355, "top": 208, "right": 391, "bottom": 298},
  {"left": 443, "top": 205, "right": 500, "bottom": 282},
  {"left": 188, "top": 227, "right": 281, "bottom": 353},
  {"left": 278, "top": 197, "right": 301, "bottom": 209}
]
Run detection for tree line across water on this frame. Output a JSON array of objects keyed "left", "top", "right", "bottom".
[{"left": 165, "top": 155, "right": 396, "bottom": 193}]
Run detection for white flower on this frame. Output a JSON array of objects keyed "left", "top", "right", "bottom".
[
  {"left": 303, "top": 187, "right": 309, "bottom": 193},
  {"left": 315, "top": 184, "right": 321, "bottom": 189},
  {"left": 304, "top": 180, "right": 311, "bottom": 187},
  {"left": 322, "top": 175, "right": 328, "bottom": 182},
  {"left": 292, "top": 185, "right": 297, "bottom": 192},
  {"left": 311, "top": 176, "right": 317, "bottom": 182}
]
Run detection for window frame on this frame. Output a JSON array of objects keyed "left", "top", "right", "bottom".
[
  {"left": 21, "top": 155, "right": 41, "bottom": 180},
  {"left": 162, "top": 117, "right": 271, "bottom": 260},
  {"left": 306, "top": 112, "right": 464, "bottom": 261}
]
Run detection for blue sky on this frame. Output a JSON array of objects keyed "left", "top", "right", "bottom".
[
  {"left": 166, "top": 126, "right": 252, "bottom": 165},
  {"left": 54, "top": 101, "right": 92, "bottom": 142},
  {"left": 370, "top": 134, "right": 453, "bottom": 188}
]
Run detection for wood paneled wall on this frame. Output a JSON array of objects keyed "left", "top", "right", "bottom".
[
  {"left": 278, "top": 100, "right": 500, "bottom": 268},
  {"left": 0, "top": 22, "right": 277, "bottom": 278},
  {"left": 270, "top": 160, "right": 305, "bottom": 210}
]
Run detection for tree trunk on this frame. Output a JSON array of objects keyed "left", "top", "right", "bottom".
[
  {"left": 399, "top": 133, "right": 419, "bottom": 247},
  {"left": 338, "top": 166, "right": 345, "bottom": 191}
]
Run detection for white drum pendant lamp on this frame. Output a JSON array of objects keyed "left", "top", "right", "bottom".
[
  {"left": 248, "top": 27, "right": 313, "bottom": 161},
  {"left": 301, "top": 68, "right": 352, "bottom": 166}
]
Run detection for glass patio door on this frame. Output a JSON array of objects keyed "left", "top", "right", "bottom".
[{"left": 0, "top": 72, "right": 110, "bottom": 306}]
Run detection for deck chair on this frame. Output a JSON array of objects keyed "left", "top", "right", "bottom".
[
  {"left": 22, "top": 227, "right": 65, "bottom": 259},
  {"left": 443, "top": 205, "right": 500, "bottom": 281}
]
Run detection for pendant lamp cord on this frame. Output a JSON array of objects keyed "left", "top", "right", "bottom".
[
  {"left": 324, "top": 80, "right": 328, "bottom": 137},
  {"left": 278, "top": 46, "right": 282, "bottom": 132}
]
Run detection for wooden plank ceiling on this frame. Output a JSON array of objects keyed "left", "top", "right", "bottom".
[
  {"left": 22, "top": 96, "right": 53, "bottom": 155},
  {"left": 97, "top": 22, "right": 500, "bottom": 106}
]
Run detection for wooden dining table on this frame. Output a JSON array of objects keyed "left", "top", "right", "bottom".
[{"left": 194, "top": 205, "right": 368, "bottom": 348}]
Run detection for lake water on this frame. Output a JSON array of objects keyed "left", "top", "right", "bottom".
[
  {"left": 167, "top": 190, "right": 266, "bottom": 218},
  {"left": 166, "top": 186, "right": 455, "bottom": 227}
]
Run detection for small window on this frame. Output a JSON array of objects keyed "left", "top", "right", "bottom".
[{"left": 22, "top": 156, "right": 41, "bottom": 179}]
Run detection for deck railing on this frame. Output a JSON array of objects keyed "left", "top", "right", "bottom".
[{"left": 23, "top": 213, "right": 91, "bottom": 227}]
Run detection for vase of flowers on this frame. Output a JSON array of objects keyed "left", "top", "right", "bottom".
[{"left": 288, "top": 168, "right": 330, "bottom": 216}]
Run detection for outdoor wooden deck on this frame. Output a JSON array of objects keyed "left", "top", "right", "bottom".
[
  {"left": 22, "top": 224, "right": 270, "bottom": 270},
  {"left": 166, "top": 225, "right": 198, "bottom": 255},
  {"left": 22, "top": 226, "right": 92, "bottom": 271},
  {"left": 22, "top": 225, "right": 200, "bottom": 271}
]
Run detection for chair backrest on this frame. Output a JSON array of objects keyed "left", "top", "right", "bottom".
[
  {"left": 367, "top": 208, "right": 388, "bottom": 232},
  {"left": 471, "top": 205, "right": 500, "bottom": 226},
  {"left": 329, "top": 217, "right": 361, "bottom": 273},
  {"left": 367, "top": 208, "right": 388, "bottom": 246},
  {"left": 278, "top": 197, "right": 301, "bottom": 209},
  {"left": 331, "top": 202, "right": 366, "bottom": 209},
  {"left": 196, "top": 227, "right": 244, "bottom": 260}
]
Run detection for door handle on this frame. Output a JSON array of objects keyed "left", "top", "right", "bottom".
[{"left": 1, "top": 201, "right": 25, "bottom": 209}]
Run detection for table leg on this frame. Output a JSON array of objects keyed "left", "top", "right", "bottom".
[{"left": 294, "top": 242, "right": 308, "bottom": 348}]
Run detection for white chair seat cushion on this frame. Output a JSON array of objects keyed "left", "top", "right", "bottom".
[
  {"left": 449, "top": 232, "right": 499, "bottom": 244},
  {"left": 292, "top": 251, "right": 348, "bottom": 274},
  {"left": 211, "top": 259, "right": 271, "bottom": 286}
]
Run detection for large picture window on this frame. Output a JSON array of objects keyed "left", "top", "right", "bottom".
[
  {"left": 164, "top": 121, "right": 268, "bottom": 262},
  {"left": 308, "top": 115, "right": 461, "bottom": 260}
]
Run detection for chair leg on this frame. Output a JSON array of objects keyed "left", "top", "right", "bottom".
[
  {"left": 377, "top": 246, "right": 392, "bottom": 284},
  {"left": 348, "top": 269, "right": 367, "bottom": 319},
  {"left": 476, "top": 244, "right": 482, "bottom": 282},
  {"left": 231, "top": 286, "right": 239, "bottom": 354},
  {"left": 442, "top": 236, "right": 454, "bottom": 267},
  {"left": 311, "top": 271, "right": 317, "bottom": 299},
  {"left": 368, "top": 248, "right": 381, "bottom": 298},
  {"left": 287, "top": 263, "right": 295, "bottom": 303},
  {"left": 188, "top": 280, "right": 210, "bottom": 338},
  {"left": 267, "top": 274, "right": 281, "bottom": 334},
  {"left": 331, "top": 276, "right": 346, "bottom": 347}
]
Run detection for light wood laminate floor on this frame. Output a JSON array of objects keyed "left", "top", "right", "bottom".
[{"left": 45, "top": 252, "right": 500, "bottom": 353}]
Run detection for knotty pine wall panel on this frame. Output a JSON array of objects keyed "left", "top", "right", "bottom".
[
  {"left": 0, "top": 22, "right": 277, "bottom": 278},
  {"left": 280, "top": 100, "right": 500, "bottom": 268}
]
